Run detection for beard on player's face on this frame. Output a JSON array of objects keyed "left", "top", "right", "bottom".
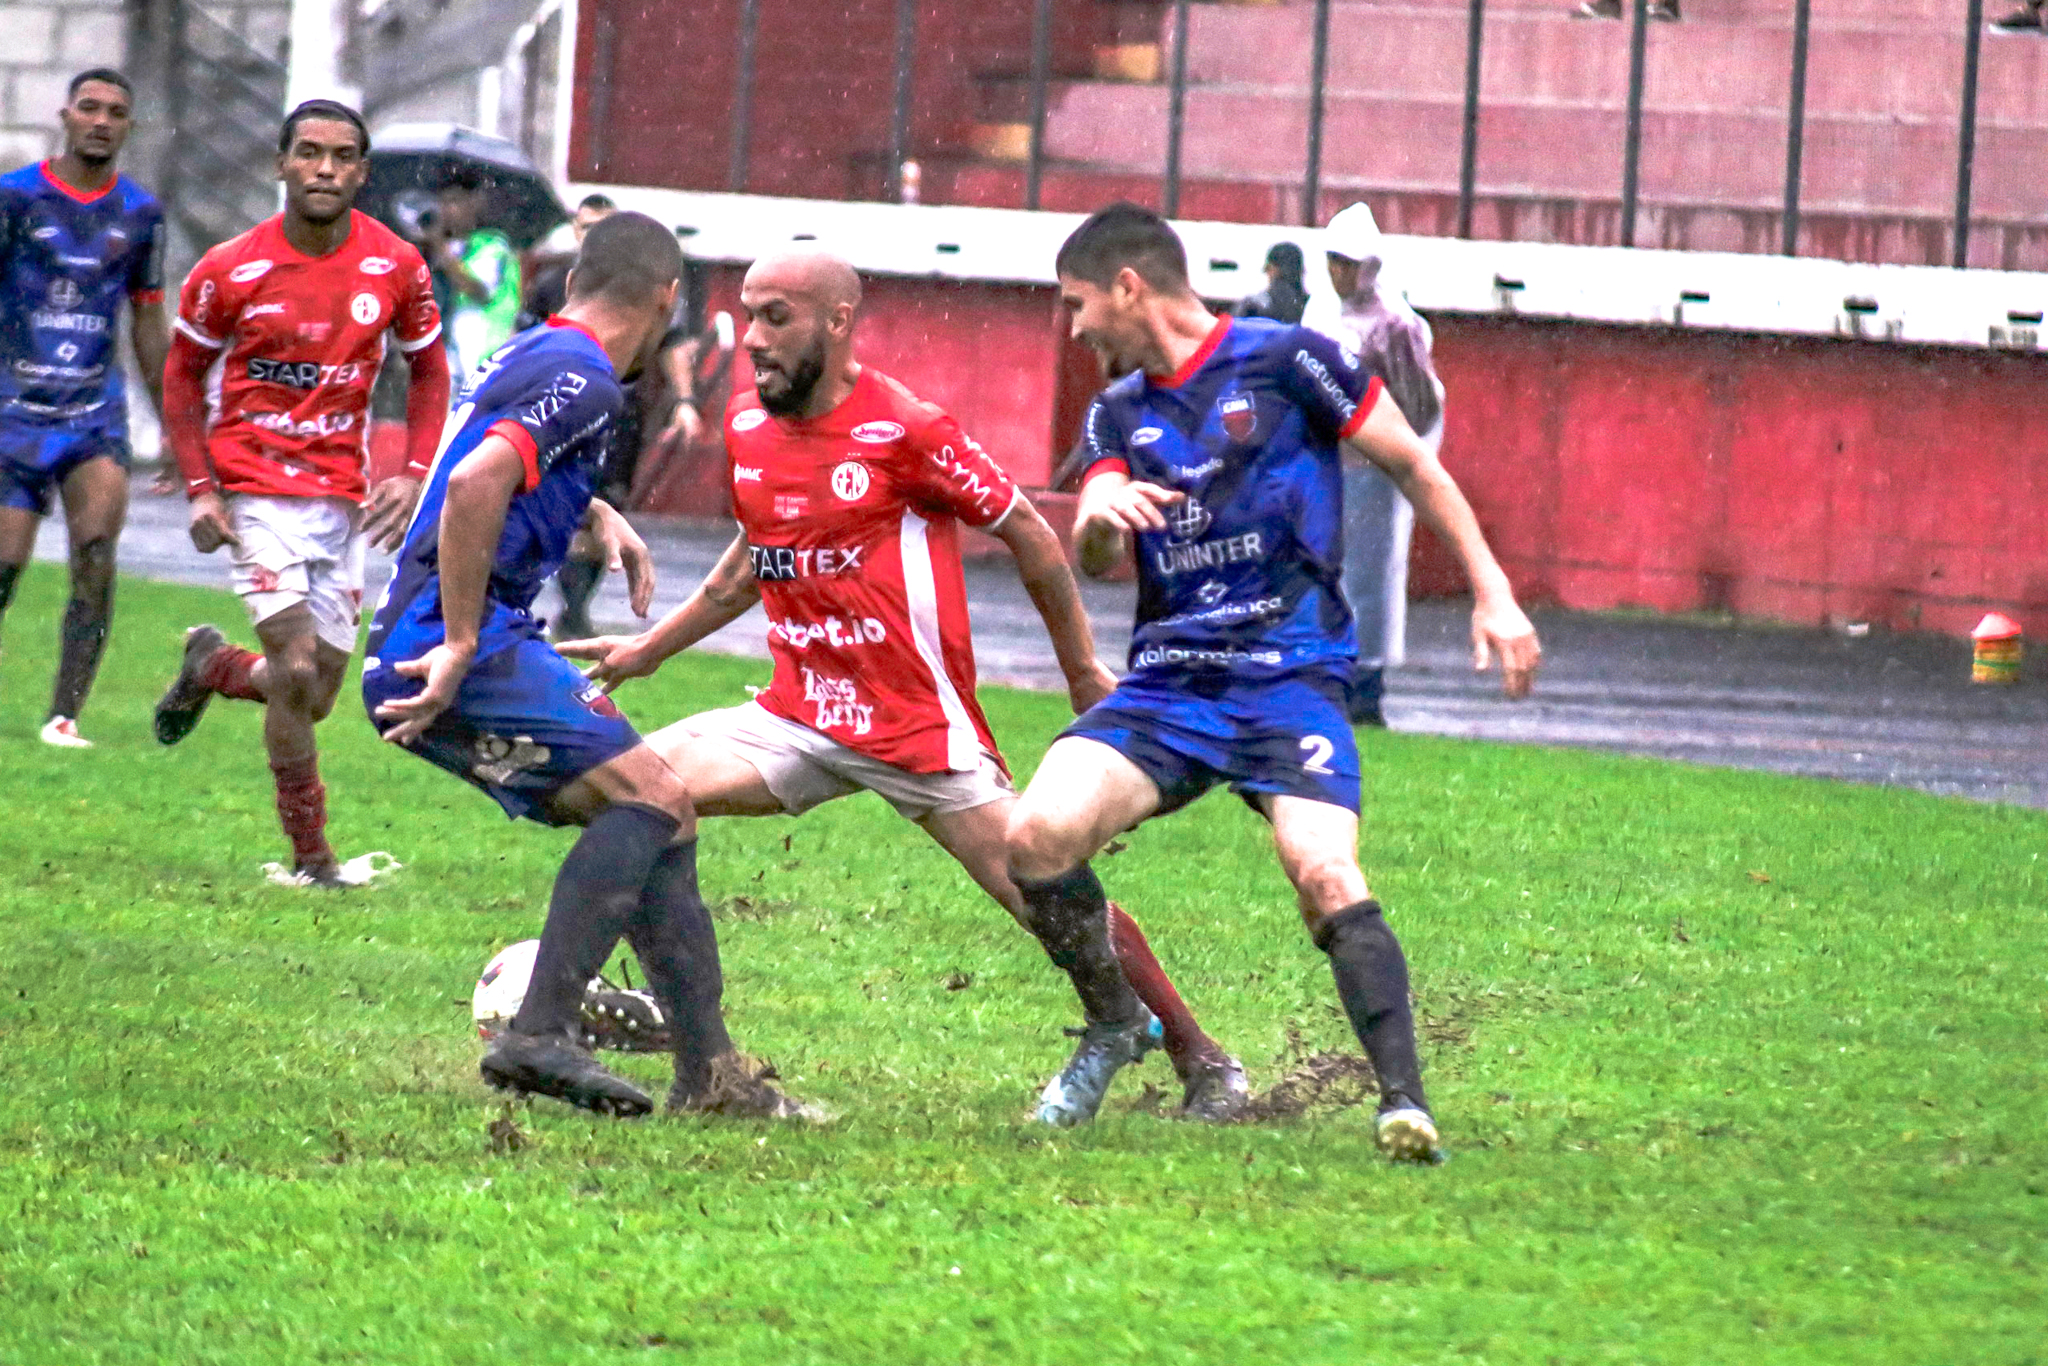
[{"left": 753, "top": 332, "right": 828, "bottom": 416}]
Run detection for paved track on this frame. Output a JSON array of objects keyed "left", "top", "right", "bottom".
[{"left": 50, "top": 476, "right": 2048, "bottom": 809}]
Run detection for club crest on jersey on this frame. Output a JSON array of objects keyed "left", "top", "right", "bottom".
[
  {"left": 228, "top": 259, "right": 274, "bottom": 283},
  {"left": 350, "top": 293, "right": 381, "bottom": 325},
  {"left": 731, "top": 408, "right": 769, "bottom": 433},
  {"left": 1167, "top": 495, "right": 1212, "bottom": 542},
  {"left": 830, "top": 461, "right": 871, "bottom": 501},
  {"left": 1217, "top": 393, "right": 1257, "bottom": 442},
  {"left": 851, "top": 420, "right": 904, "bottom": 443}
]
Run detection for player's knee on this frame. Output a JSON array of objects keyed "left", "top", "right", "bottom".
[
  {"left": 273, "top": 654, "right": 323, "bottom": 708},
  {"left": 1003, "top": 803, "right": 1083, "bottom": 884},
  {"left": 1289, "top": 853, "right": 1367, "bottom": 922},
  {"left": 69, "top": 536, "right": 114, "bottom": 603}
]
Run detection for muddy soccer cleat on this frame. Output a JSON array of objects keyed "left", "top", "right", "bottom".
[
  {"left": 1374, "top": 1099, "right": 1446, "bottom": 1164},
  {"left": 668, "top": 1051, "right": 830, "bottom": 1122},
  {"left": 1178, "top": 1052, "right": 1251, "bottom": 1123},
  {"left": 1036, "top": 1009, "right": 1162, "bottom": 1127},
  {"left": 154, "top": 625, "right": 227, "bottom": 746},
  {"left": 581, "top": 981, "right": 672, "bottom": 1053},
  {"left": 480, "top": 1030, "right": 653, "bottom": 1117},
  {"left": 39, "top": 716, "right": 92, "bottom": 748}
]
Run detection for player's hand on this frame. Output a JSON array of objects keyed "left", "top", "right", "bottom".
[
  {"left": 1471, "top": 595, "right": 1541, "bottom": 700},
  {"left": 586, "top": 499, "right": 656, "bottom": 618},
  {"left": 147, "top": 467, "right": 178, "bottom": 497},
  {"left": 1081, "top": 480, "right": 1184, "bottom": 536},
  {"left": 187, "top": 491, "right": 240, "bottom": 554},
  {"left": 374, "top": 642, "right": 475, "bottom": 745},
  {"left": 1066, "top": 659, "right": 1118, "bottom": 715},
  {"left": 556, "top": 633, "right": 663, "bottom": 692},
  {"left": 362, "top": 475, "right": 423, "bottom": 553},
  {"left": 656, "top": 401, "right": 704, "bottom": 454}
]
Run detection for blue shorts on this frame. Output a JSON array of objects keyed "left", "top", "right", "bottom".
[
  {"left": 0, "top": 420, "right": 131, "bottom": 517},
  {"left": 362, "top": 635, "right": 643, "bottom": 826},
  {"left": 1061, "top": 668, "right": 1362, "bottom": 816}
]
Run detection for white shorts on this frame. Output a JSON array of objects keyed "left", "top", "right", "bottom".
[
  {"left": 677, "top": 701, "right": 1013, "bottom": 821},
  {"left": 227, "top": 494, "right": 366, "bottom": 654}
]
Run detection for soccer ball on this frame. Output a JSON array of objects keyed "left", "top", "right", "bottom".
[{"left": 472, "top": 939, "right": 541, "bottom": 1040}]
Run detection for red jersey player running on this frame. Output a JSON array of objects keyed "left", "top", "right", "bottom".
[
  {"left": 563, "top": 247, "right": 1248, "bottom": 1122},
  {"left": 152, "top": 100, "right": 451, "bottom": 885}
]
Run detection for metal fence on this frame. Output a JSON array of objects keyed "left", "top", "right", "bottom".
[{"left": 716, "top": 0, "right": 2001, "bottom": 267}]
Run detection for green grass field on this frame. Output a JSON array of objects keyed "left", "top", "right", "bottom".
[{"left": 2, "top": 571, "right": 2044, "bottom": 1365}]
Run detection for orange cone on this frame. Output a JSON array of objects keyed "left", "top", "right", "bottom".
[{"left": 1970, "top": 613, "right": 2023, "bottom": 684}]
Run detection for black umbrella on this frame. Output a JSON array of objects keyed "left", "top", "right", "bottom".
[{"left": 359, "top": 122, "right": 567, "bottom": 251}]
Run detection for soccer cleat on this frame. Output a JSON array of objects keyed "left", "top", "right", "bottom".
[
  {"left": 668, "top": 1051, "right": 830, "bottom": 1122},
  {"left": 292, "top": 861, "right": 349, "bottom": 889},
  {"left": 480, "top": 1030, "right": 653, "bottom": 1117},
  {"left": 581, "top": 983, "right": 672, "bottom": 1053},
  {"left": 154, "top": 624, "right": 227, "bottom": 746},
  {"left": 1375, "top": 1100, "right": 1446, "bottom": 1165},
  {"left": 1036, "top": 1009, "right": 1163, "bottom": 1127},
  {"left": 1178, "top": 1052, "right": 1251, "bottom": 1123},
  {"left": 39, "top": 716, "right": 92, "bottom": 748}
]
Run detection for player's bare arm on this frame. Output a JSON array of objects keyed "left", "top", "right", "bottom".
[
  {"left": 560, "top": 530, "right": 759, "bottom": 690},
  {"left": 375, "top": 435, "right": 522, "bottom": 743},
  {"left": 361, "top": 340, "right": 450, "bottom": 551},
  {"left": 1071, "top": 469, "right": 1184, "bottom": 578},
  {"left": 582, "top": 496, "right": 656, "bottom": 617},
  {"left": 162, "top": 332, "right": 238, "bottom": 553},
  {"left": 129, "top": 298, "right": 168, "bottom": 417},
  {"left": 1344, "top": 386, "right": 1540, "bottom": 698},
  {"left": 995, "top": 497, "right": 1118, "bottom": 712}
]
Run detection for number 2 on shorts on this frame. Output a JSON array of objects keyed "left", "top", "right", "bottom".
[{"left": 1299, "top": 734, "right": 1335, "bottom": 775}]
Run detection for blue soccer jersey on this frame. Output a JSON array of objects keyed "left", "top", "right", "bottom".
[
  {"left": 366, "top": 318, "right": 623, "bottom": 666},
  {"left": 1082, "top": 315, "right": 1384, "bottom": 682},
  {"left": 0, "top": 162, "right": 163, "bottom": 429}
]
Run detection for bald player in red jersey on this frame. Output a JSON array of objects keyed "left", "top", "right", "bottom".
[
  {"left": 563, "top": 247, "right": 1248, "bottom": 1122},
  {"left": 152, "top": 100, "right": 451, "bottom": 885}
]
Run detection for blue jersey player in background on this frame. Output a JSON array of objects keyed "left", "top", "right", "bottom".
[
  {"left": 365, "top": 211, "right": 815, "bottom": 1122},
  {"left": 1005, "top": 204, "right": 1541, "bottom": 1160},
  {"left": 0, "top": 69, "right": 167, "bottom": 747}
]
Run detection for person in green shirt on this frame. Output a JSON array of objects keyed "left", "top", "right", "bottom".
[{"left": 426, "top": 165, "right": 521, "bottom": 376}]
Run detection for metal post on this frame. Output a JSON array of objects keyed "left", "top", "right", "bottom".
[
  {"left": 728, "top": 0, "right": 759, "bottom": 192},
  {"left": 1302, "top": 0, "right": 1331, "bottom": 227},
  {"left": 889, "top": 0, "right": 917, "bottom": 200},
  {"left": 1618, "top": 0, "right": 1649, "bottom": 248},
  {"left": 1026, "top": 0, "right": 1054, "bottom": 210},
  {"left": 1457, "top": 0, "right": 1485, "bottom": 239},
  {"left": 1781, "top": 0, "right": 1810, "bottom": 256},
  {"left": 1163, "top": 0, "right": 1191, "bottom": 218},
  {"left": 1954, "top": 0, "right": 1985, "bottom": 268}
]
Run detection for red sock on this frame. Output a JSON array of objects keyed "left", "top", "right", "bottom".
[
  {"left": 200, "top": 644, "right": 265, "bottom": 702},
  {"left": 271, "top": 755, "right": 334, "bottom": 868},
  {"left": 1107, "top": 902, "right": 1223, "bottom": 1077}
]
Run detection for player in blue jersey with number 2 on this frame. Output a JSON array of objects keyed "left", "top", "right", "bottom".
[
  {"left": 1006, "top": 204, "right": 1541, "bottom": 1160},
  {"left": 0, "top": 69, "right": 166, "bottom": 747},
  {"left": 365, "top": 211, "right": 816, "bottom": 1123}
]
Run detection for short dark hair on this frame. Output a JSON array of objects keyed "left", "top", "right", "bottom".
[
  {"left": 68, "top": 68, "right": 131, "bottom": 101},
  {"left": 1055, "top": 202, "right": 1190, "bottom": 293},
  {"left": 577, "top": 193, "right": 616, "bottom": 213},
  {"left": 279, "top": 99, "right": 369, "bottom": 155},
  {"left": 568, "top": 211, "right": 685, "bottom": 308},
  {"left": 1264, "top": 241, "right": 1304, "bottom": 281},
  {"left": 442, "top": 164, "right": 489, "bottom": 194}
]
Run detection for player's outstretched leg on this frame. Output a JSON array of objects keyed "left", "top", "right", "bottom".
[
  {"left": 481, "top": 801, "right": 680, "bottom": 1117},
  {"left": 628, "top": 839, "right": 824, "bottom": 1122},
  {"left": 1010, "top": 861, "right": 1161, "bottom": 1127},
  {"left": 154, "top": 624, "right": 263, "bottom": 745},
  {"left": 1106, "top": 903, "right": 1248, "bottom": 1122}
]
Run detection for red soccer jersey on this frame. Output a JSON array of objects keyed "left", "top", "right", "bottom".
[
  {"left": 727, "top": 367, "right": 1021, "bottom": 774},
  {"left": 174, "top": 211, "right": 441, "bottom": 502}
]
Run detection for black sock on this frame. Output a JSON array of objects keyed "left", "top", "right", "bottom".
[
  {"left": 1010, "top": 862, "right": 1142, "bottom": 1025},
  {"left": 51, "top": 537, "right": 114, "bottom": 720},
  {"left": 1313, "top": 899, "right": 1427, "bottom": 1112},
  {"left": 624, "top": 839, "right": 735, "bottom": 1093},
  {"left": 0, "top": 560, "right": 22, "bottom": 646},
  {"left": 513, "top": 802, "right": 680, "bottom": 1039},
  {"left": 555, "top": 556, "right": 602, "bottom": 635}
]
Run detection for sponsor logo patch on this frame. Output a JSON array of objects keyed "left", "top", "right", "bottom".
[
  {"left": 830, "top": 460, "right": 871, "bottom": 501},
  {"left": 748, "top": 544, "right": 864, "bottom": 581},
  {"left": 731, "top": 408, "right": 769, "bottom": 433},
  {"left": 1167, "top": 494, "right": 1212, "bottom": 542},
  {"left": 1131, "top": 425, "right": 1163, "bottom": 446},
  {"left": 44, "top": 278, "right": 82, "bottom": 309},
  {"left": 228, "top": 259, "right": 274, "bottom": 283},
  {"left": 359, "top": 256, "right": 396, "bottom": 275},
  {"left": 773, "top": 494, "right": 808, "bottom": 520},
  {"left": 734, "top": 465, "right": 764, "bottom": 482},
  {"left": 851, "top": 420, "right": 905, "bottom": 443}
]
